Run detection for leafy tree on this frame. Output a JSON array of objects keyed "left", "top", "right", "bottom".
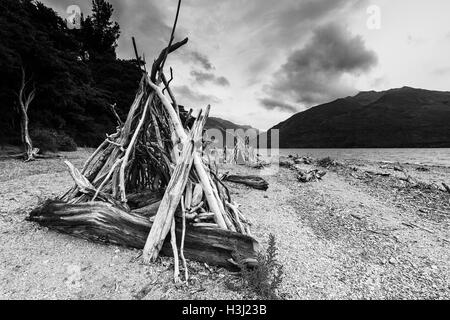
[{"left": 80, "top": 0, "right": 121, "bottom": 60}]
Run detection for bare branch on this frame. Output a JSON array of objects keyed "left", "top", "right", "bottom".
[
  {"left": 150, "top": 37, "right": 188, "bottom": 83},
  {"left": 108, "top": 103, "right": 124, "bottom": 126},
  {"left": 162, "top": 67, "right": 174, "bottom": 95},
  {"left": 160, "top": 0, "right": 182, "bottom": 75}
]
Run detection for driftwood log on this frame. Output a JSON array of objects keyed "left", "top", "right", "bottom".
[
  {"left": 28, "top": 201, "right": 258, "bottom": 270},
  {"left": 222, "top": 174, "right": 269, "bottom": 191}
]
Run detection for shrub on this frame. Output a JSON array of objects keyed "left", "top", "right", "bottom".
[
  {"left": 226, "top": 234, "right": 285, "bottom": 300},
  {"left": 31, "top": 128, "right": 59, "bottom": 153},
  {"left": 30, "top": 128, "right": 77, "bottom": 153},
  {"left": 56, "top": 132, "right": 77, "bottom": 151}
]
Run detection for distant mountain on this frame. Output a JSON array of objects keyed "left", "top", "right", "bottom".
[
  {"left": 269, "top": 87, "right": 450, "bottom": 148},
  {"left": 206, "top": 117, "right": 256, "bottom": 132},
  {"left": 205, "top": 117, "right": 259, "bottom": 144}
]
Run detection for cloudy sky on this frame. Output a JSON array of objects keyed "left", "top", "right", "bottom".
[{"left": 42, "top": 0, "right": 450, "bottom": 130}]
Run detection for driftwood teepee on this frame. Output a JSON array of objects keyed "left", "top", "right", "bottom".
[{"left": 28, "top": 10, "right": 258, "bottom": 280}]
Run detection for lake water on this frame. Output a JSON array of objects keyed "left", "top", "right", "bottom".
[{"left": 274, "top": 148, "right": 450, "bottom": 167}]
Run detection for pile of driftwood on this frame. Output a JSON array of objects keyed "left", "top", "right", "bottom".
[
  {"left": 297, "top": 169, "right": 327, "bottom": 183},
  {"left": 288, "top": 155, "right": 313, "bottom": 165},
  {"left": 280, "top": 156, "right": 327, "bottom": 183},
  {"left": 27, "top": 11, "right": 258, "bottom": 282}
]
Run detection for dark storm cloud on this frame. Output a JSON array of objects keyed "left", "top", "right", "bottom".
[
  {"left": 190, "top": 71, "right": 230, "bottom": 87},
  {"left": 239, "top": 0, "right": 368, "bottom": 77},
  {"left": 267, "top": 22, "right": 377, "bottom": 106},
  {"left": 190, "top": 51, "right": 214, "bottom": 70},
  {"left": 259, "top": 98, "right": 298, "bottom": 113},
  {"left": 284, "top": 0, "right": 363, "bottom": 22},
  {"left": 173, "top": 49, "right": 216, "bottom": 73},
  {"left": 173, "top": 85, "right": 221, "bottom": 106}
]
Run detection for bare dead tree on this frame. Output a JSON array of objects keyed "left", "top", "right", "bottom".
[{"left": 17, "top": 66, "right": 36, "bottom": 162}]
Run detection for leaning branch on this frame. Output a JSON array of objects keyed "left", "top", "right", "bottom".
[
  {"left": 160, "top": 0, "right": 183, "bottom": 74},
  {"left": 150, "top": 38, "right": 188, "bottom": 83}
]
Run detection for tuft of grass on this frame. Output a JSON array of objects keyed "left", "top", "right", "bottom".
[{"left": 226, "top": 234, "right": 285, "bottom": 300}]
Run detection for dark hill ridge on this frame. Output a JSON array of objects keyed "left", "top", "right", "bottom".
[
  {"left": 179, "top": 106, "right": 258, "bottom": 143},
  {"left": 205, "top": 117, "right": 258, "bottom": 145},
  {"left": 206, "top": 117, "right": 256, "bottom": 132},
  {"left": 269, "top": 87, "right": 450, "bottom": 148}
]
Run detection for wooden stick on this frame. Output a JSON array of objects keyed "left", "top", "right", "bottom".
[
  {"left": 161, "top": 73, "right": 180, "bottom": 118},
  {"left": 150, "top": 109, "right": 164, "bottom": 149},
  {"left": 226, "top": 201, "right": 245, "bottom": 234},
  {"left": 119, "top": 94, "right": 153, "bottom": 202},
  {"left": 170, "top": 218, "right": 180, "bottom": 283},
  {"left": 148, "top": 80, "right": 228, "bottom": 229},
  {"left": 142, "top": 117, "right": 202, "bottom": 263},
  {"left": 92, "top": 158, "right": 123, "bottom": 201},
  {"left": 108, "top": 103, "right": 123, "bottom": 126},
  {"left": 151, "top": 38, "right": 188, "bottom": 83},
  {"left": 193, "top": 223, "right": 220, "bottom": 228},
  {"left": 184, "top": 181, "right": 193, "bottom": 210},
  {"left": 180, "top": 195, "right": 188, "bottom": 282},
  {"left": 64, "top": 161, "right": 95, "bottom": 193},
  {"left": 132, "top": 36, "right": 143, "bottom": 71},
  {"left": 188, "top": 201, "right": 204, "bottom": 214},
  {"left": 81, "top": 140, "right": 108, "bottom": 175},
  {"left": 147, "top": 79, "right": 185, "bottom": 140},
  {"left": 159, "top": 0, "right": 182, "bottom": 74}
]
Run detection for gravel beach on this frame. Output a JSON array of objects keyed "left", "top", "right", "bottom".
[{"left": 0, "top": 150, "right": 449, "bottom": 299}]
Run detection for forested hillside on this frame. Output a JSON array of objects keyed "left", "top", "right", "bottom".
[{"left": 0, "top": 0, "right": 141, "bottom": 148}]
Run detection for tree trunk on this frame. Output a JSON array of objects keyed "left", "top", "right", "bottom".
[
  {"left": 18, "top": 67, "right": 36, "bottom": 162},
  {"left": 20, "top": 111, "right": 33, "bottom": 161}
]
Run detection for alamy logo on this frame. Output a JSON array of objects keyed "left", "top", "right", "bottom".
[
  {"left": 66, "top": 5, "right": 81, "bottom": 30},
  {"left": 198, "top": 128, "right": 280, "bottom": 176},
  {"left": 367, "top": 5, "right": 381, "bottom": 30}
]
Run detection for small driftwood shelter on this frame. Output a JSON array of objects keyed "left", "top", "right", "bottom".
[{"left": 28, "top": 23, "right": 259, "bottom": 281}]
